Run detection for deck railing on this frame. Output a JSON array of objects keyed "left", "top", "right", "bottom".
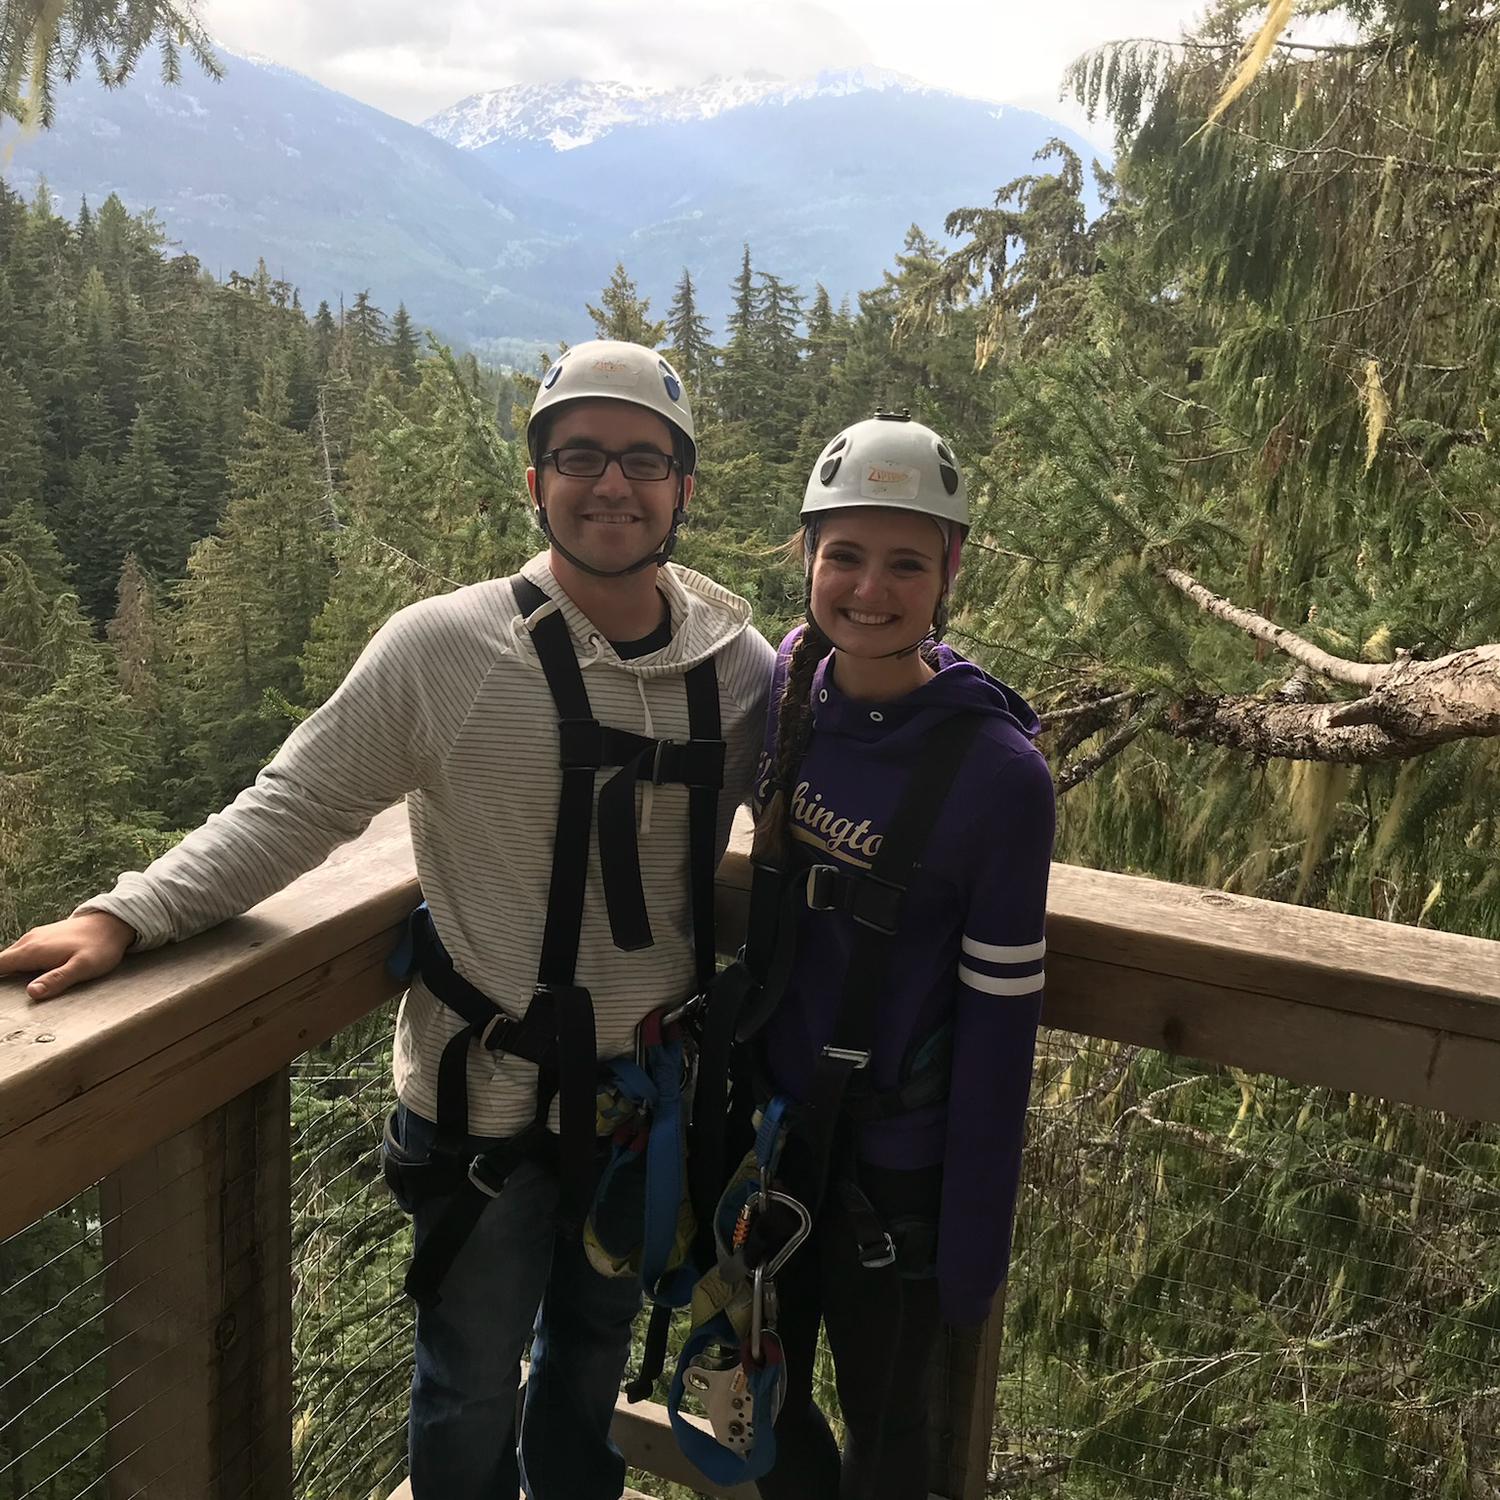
[{"left": 3, "top": 804, "right": 1498, "bottom": 1500}]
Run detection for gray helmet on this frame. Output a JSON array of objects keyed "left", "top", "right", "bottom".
[
  {"left": 527, "top": 339, "right": 697, "bottom": 474},
  {"left": 801, "top": 412, "right": 968, "bottom": 650},
  {"left": 801, "top": 412, "right": 967, "bottom": 528}
]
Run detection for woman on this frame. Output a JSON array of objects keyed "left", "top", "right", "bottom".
[{"left": 744, "top": 413, "right": 1055, "bottom": 1500}]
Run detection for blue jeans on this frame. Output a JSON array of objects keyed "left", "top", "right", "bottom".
[{"left": 398, "top": 1105, "right": 643, "bottom": 1500}]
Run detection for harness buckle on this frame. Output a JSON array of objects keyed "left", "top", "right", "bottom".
[
  {"left": 804, "top": 864, "right": 841, "bottom": 912},
  {"left": 661, "top": 992, "right": 704, "bottom": 1028},
  {"left": 651, "top": 739, "right": 666, "bottom": 783},
  {"left": 821, "top": 1045, "right": 871, "bottom": 1069},
  {"left": 467, "top": 1154, "right": 508, "bottom": 1199},
  {"left": 478, "top": 1013, "right": 508, "bottom": 1051},
  {"left": 859, "top": 1231, "right": 897, "bottom": 1270}
]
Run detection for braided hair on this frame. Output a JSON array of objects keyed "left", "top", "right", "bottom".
[{"left": 750, "top": 617, "right": 832, "bottom": 869}]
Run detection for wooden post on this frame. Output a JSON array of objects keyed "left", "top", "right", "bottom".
[
  {"left": 102, "top": 1070, "right": 293, "bottom": 1500},
  {"left": 928, "top": 1289, "right": 1006, "bottom": 1500}
]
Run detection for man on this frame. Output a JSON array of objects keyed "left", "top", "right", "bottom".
[{"left": 0, "top": 340, "right": 775, "bottom": 1499}]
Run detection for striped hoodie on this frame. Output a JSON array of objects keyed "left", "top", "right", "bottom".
[
  {"left": 80, "top": 553, "right": 775, "bottom": 1136},
  {"left": 754, "top": 627, "right": 1054, "bottom": 1326}
]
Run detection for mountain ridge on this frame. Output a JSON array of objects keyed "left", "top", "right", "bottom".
[
  {"left": 422, "top": 66, "right": 961, "bottom": 151},
  {"left": 1, "top": 52, "right": 1102, "bottom": 357}
]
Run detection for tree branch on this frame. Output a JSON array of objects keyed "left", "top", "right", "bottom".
[
  {"left": 1056, "top": 715, "right": 1149, "bottom": 795},
  {"left": 1158, "top": 565, "right": 1388, "bottom": 688},
  {"left": 1156, "top": 565, "right": 1500, "bottom": 760},
  {"left": 1040, "top": 690, "right": 1141, "bottom": 726}
]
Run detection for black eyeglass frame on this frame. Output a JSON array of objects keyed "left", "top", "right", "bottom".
[{"left": 539, "top": 446, "right": 681, "bottom": 482}]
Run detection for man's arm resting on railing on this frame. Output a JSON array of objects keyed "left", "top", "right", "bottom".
[{"left": 0, "top": 597, "right": 476, "bottom": 999}]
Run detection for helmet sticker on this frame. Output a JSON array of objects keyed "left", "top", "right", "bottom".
[
  {"left": 658, "top": 360, "right": 682, "bottom": 402},
  {"left": 859, "top": 462, "right": 921, "bottom": 501},
  {"left": 542, "top": 363, "right": 564, "bottom": 389},
  {"left": 588, "top": 357, "right": 641, "bottom": 387}
]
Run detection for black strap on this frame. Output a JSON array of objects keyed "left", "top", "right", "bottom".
[
  {"left": 516, "top": 576, "right": 725, "bottom": 957},
  {"left": 625, "top": 1301, "right": 676, "bottom": 1403},
  {"left": 400, "top": 1125, "right": 559, "bottom": 1306},
  {"left": 684, "top": 659, "right": 722, "bottom": 994},
  {"left": 512, "top": 573, "right": 724, "bottom": 1235},
  {"left": 783, "top": 712, "right": 984, "bottom": 1220}
]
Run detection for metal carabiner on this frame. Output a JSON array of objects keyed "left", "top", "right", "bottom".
[
  {"left": 747, "top": 1188, "right": 812, "bottom": 1363},
  {"left": 750, "top": 1263, "right": 767, "bottom": 1363}
]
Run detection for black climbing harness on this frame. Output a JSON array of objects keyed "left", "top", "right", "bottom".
[
  {"left": 382, "top": 573, "right": 725, "bottom": 1308},
  {"left": 664, "top": 708, "right": 983, "bottom": 1485}
]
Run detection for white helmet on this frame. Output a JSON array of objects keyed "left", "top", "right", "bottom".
[
  {"left": 527, "top": 339, "right": 697, "bottom": 475},
  {"left": 801, "top": 412, "right": 967, "bottom": 529}
]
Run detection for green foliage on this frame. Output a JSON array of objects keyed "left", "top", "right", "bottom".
[
  {"left": 587, "top": 261, "right": 667, "bottom": 347},
  {"left": 0, "top": 0, "right": 220, "bottom": 128}
]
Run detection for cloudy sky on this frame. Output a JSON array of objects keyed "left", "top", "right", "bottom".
[{"left": 196, "top": 0, "right": 1224, "bottom": 144}]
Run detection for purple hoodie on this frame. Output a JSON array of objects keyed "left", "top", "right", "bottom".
[{"left": 753, "top": 627, "right": 1055, "bottom": 1326}]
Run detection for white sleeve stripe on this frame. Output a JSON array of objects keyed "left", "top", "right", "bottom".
[
  {"left": 962, "top": 935, "right": 1046, "bottom": 963},
  {"left": 958, "top": 964, "right": 1046, "bottom": 997}
]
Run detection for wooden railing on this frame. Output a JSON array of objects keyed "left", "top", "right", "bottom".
[{"left": 3, "top": 803, "right": 1499, "bottom": 1500}]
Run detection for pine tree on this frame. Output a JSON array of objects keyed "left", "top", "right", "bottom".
[
  {"left": 107, "top": 553, "right": 165, "bottom": 718},
  {"left": 174, "top": 361, "right": 332, "bottom": 800},
  {"left": 390, "top": 303, "right": 420, "bottom": 388},
  {"left": 665, "top": 268, "right": 714, "bottom": 395},
  {"left": 0, "top": 366, "right": 46, "bottom": 512},
  {"left": 105, "top": 409, "right": 186, "bottom": 601},
  {"left": 342, "top": 290, "right": 388, "bottom": 386},
  {"left": 586, "top": 262, "right": 666, "bottom": 347},
  {"left": 719, "top": 244, "right": 762, "bottom": 426},
  {"left": 302, "top": 348, "right": 530, "bottom": 700},
  {"left": 312, "top": 300, "right": 337, "bottom": 374}
]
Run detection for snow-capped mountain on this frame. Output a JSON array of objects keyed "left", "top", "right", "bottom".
[{"left": 423, "top": 67, "right": 949, "bottom": 152}]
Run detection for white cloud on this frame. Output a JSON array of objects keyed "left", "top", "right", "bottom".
[{"left": 198, "top": 0, "right": 1272, "bottom": 141}]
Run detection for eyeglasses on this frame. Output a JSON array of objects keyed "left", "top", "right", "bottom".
[{"left": 541, "top": 446, "right": 679, "bottom": 482}]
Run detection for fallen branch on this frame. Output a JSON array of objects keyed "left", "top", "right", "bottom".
[
  {"left": 1158, "top": 565, "right": 1500, "bottom": 760},
  {"left": 1158, "top": 566, "right": 1385, "bottom": 687}
]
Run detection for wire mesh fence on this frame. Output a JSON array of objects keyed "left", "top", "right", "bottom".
[
  {"left": 993, "top": 1030, "right": 1500, "bottom": 1498},
  {"left": 290, "top": 1002, "right": 411, "bottom": 1500},
  {"left": 7, "top": 1012, "right": 1500, "bottom": 1500},
  {"left": 0, "top": 1005, "right": 412, "bottom": 1500}
]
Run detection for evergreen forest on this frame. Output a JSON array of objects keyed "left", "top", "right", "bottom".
[{"left": 3, "top": 1, "right": 1500, "bottom": 1497}]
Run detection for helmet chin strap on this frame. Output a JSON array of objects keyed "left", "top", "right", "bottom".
[{"left": 534, "top": 472, "right": 687, "bottom": 579}]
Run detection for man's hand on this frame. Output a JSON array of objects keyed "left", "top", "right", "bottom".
[{"left": 0, "top": 912, "right": 137, "bottom": 999}]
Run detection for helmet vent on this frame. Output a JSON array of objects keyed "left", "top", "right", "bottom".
[
  {"left": 542, "top": 363, "right": 564, "bottom": 389},
  {"left": 935, "top": 440, "right": 960, "bottom": 495},
  {"left": 828, "top": 434, "right": 849, "bottom": 455},
  {"left": 820, "top": 455, "right": 843, "bottom": 485},
  {"left": 658, "top": 360, "right": 682, "bottom": 402}
]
